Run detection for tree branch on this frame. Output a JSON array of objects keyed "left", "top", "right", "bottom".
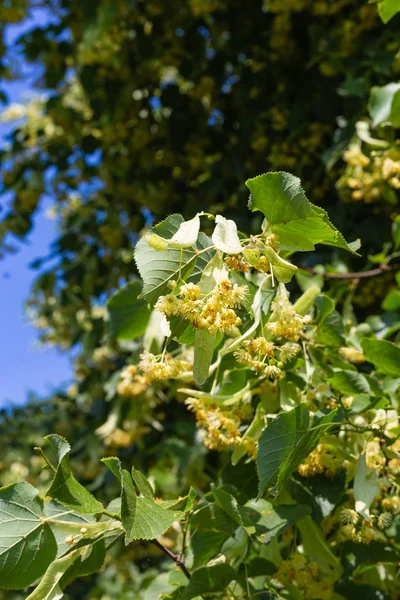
[
  {"left": 302, "top": 263, "right": 400, "bottom": 280},
  {"left": 151, "top": 539, "right": 191, "bottom": 580}
]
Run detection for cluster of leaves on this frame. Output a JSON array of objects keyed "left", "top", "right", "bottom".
[{"left": 0, "top": 172, "right": 399, "bottom": 599}]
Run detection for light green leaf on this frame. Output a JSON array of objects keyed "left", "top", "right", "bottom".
[
  {"left": 361, "top": 338, "right": 400, "bottom": 377},
  {"left": 377, "top": 0, "right": 400, "bottom": 23},
  {"left": 0, "top": 483, "right": 57, "bottom": 590},
  {"left": 135, "top": 214, "right": 214, "bottom": 304},
  {"left": 107, "top": 280, "right": 151, "bottom": 340},
  {"left": 246, "top": 172, "right": 359, "bottom": 254},
  {"left": 293, "top": 285, "right": 321, "bottom": 316},
  {"left": 128, "top": 497, "right": 182, "bottom": 541},
  {"left": 169, "top": 214, "right": 201, "bottom": 248},
  {"left": 241, "top": 499, "right": 310, "bottom": 544},
  {"left": 193, "top": 329, "right": 216, "bottom": 385},
  {"left": 263, "top": 246, "right": 297, "bottom": 283},
  {"left": 328, "top": 370, "right": 371, "bottom": 395},
  {"left": 45, "top": 435, "right": 103, "bottom": 515},
  {"left": 26, "top": 547, "right": 83, "bottom": 600},
  {"left": 297, "top": 516, "right": 342, "bottom": 577},
  {"left": 180, "top": 564, "right": 236, "bottom": 600},
  {"left": 102, "top": 457, "right": 181, "bottom": 542},
  {"left": 353, "top": 454, "right": 379, "bottom": 519},
  {"left": 368, "top": 83, "right": 400, "bottom": 127},
  {"left": 257, "top": 405, "right": 337, "bottom": 496},
  {"left": 211, "top": 215, "right": 243, "bottom": 254}
]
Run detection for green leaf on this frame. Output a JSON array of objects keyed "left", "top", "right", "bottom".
[
  {"left": 257, "top": 405, "right": 337, "bottom": 496},
  {"left": 102, "top": 458, "right": 181, "bottom": 542},
  {"left": 131, "top": 468, "right": 155, "bottom": 499},
  {"left": 213, "top": 488, "right": 243, "bottom": 526},
  {"left": 297, "top": 516, "right": 342, "bottom": 577},
  {"left": 377, "top": 0, "right": 400, "bottom": 23},
  {"left": 193, "top": 329, "right": 216, "bottom": 385},
  {"left": 121, "top": 469, "right": 138, "bottom": 544},
  {"left": 63, "top": 538, "right": 106, "bottom": 580},
  {"left": 361, "top": 338, "right": 400, "bottom": 377},
  {"left": 180, "top": 564, "right": 236, "bottom": 600},
  {"left": 353, "top": 454, "right": 379, "bottom": 519},
  {"left": 190, "top": 503, "right": 237, "bottom": 535},
  {"left": 191, "top": 530, "right": 226, "bottom": 569},
  {"left": 315, "top": 311, "right": 345, "bottom": 346},
  {"left": 328, "top": 370, "right": 371, "bottom": 395},
  {"left": 26, "top": 547, "right": 83, "bottom": 600},
  {"left": 263, "top": 247, "right": 297, "bottom": 283},
  {"left": 0, "top": 483, "right": 57, "bottom": 590},
  {"left": 45, "top": 435, "right": 103, "bottom": 515},
  {"left": 43, "top": 501, "right": 96, "bottom": 557},
  {"left": 368, "top": 83, "right": 400, "bottom": 127},
  {"left": 211, "top": 215, "right": 243, "bottom": 254},
  {"left": 129, "top": 497, "right": 182, "bottom": 541},
  {"left": 107, "top": 280, "right": 151, "bottom": 340},
  {"left": 241, "top": 499, "right": 310, "bottom": 543},
  {"left": 246, "top": 172, "right": 359, "bottom": 254},
  {"left": 135, "top": 214, "right": 214, "bottom": 304}
]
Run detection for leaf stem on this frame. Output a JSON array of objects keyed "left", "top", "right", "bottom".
[
  {"left": 102, "top": 509, "right": 121, "bottom": 520},
  {"left": 33, "top": 446, "right": 56, "bottom": 473},
  {"left": 151, "top": 538, "right": 191, "bottom": 580}
]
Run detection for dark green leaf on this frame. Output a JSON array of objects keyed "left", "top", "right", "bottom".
[
  {"left": 180, "top": 564, "right": 236, "bottom": 600},
  {"left": 107, "top": 280, "right": 151, "bottom": 340},
  {"left": 257, "top": 405, "right": 337, "bottom": 496}
]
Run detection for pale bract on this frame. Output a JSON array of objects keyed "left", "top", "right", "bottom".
[
  {"left": 169, "top": 214, "right": 201, "bottom": 248},
  {"left": 212, "top": 215, "right": 243, "bottom": 254}
]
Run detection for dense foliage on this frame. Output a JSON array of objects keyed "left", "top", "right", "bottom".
[{"left": 0, "top": 1, "right": 400, "bottom": 598}]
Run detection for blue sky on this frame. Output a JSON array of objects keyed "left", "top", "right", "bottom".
[{"left": 0, "top": 9, "right": 72, "bottom": 407}]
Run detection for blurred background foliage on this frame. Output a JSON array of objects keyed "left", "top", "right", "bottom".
[{"left": 0, "top": 0, "right": 400, "bottom": 597}]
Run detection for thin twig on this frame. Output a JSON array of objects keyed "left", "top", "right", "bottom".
[
  {"left": 302, "top": 263, "right": 400, "bottom": 280},
  {"left": 152, "top": 539, "right": 191, "bottom": 579}
]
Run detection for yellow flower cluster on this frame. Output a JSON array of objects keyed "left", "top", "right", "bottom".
[
  {"left": 339, "top": 508, "right": 391, "bottom": 544},
  {"left": 381, "top": 495, "right": 400, "bottom": 513},
  {"left": 267, "top": 289, "right": 311, "bottom": 340},
  {"left": 156, "top": 280, "right": 248, "bottom": 334},
  {"left": 365, "top": 438, "right": 385, "bottom": 471},
  {"left": 104, "top": 426, "right": 150, "bottom": 448},
  {"left": 185, "top": 398, "right": 242, "bottom": 451},
  {"left": 139, "top": 351, "right": 191, "bottom": 382},
  {"left": 234, "top": 337, "right": 282, "bottom": 380},
  {"left": 117, "top": 365, "right": 149, "bottom": 397},
  {"left": 339, "top": 347, "right": 365, "bottom": 364},
  {"left": 298, "top": 441, "right": 344, "bottom": 478},
  {"left": 338, "top": 143, "right": 400, "bottom": 204},
  {"left": 224, "top": 254, "right": 249, "bottom": 272},
  {"left": 276, "top": 553, "right": 335, "bottom": 600}
]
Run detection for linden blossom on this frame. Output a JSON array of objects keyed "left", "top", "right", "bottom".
[{"left": 156, "top": 279, "right": 249, "bottom": 334}]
